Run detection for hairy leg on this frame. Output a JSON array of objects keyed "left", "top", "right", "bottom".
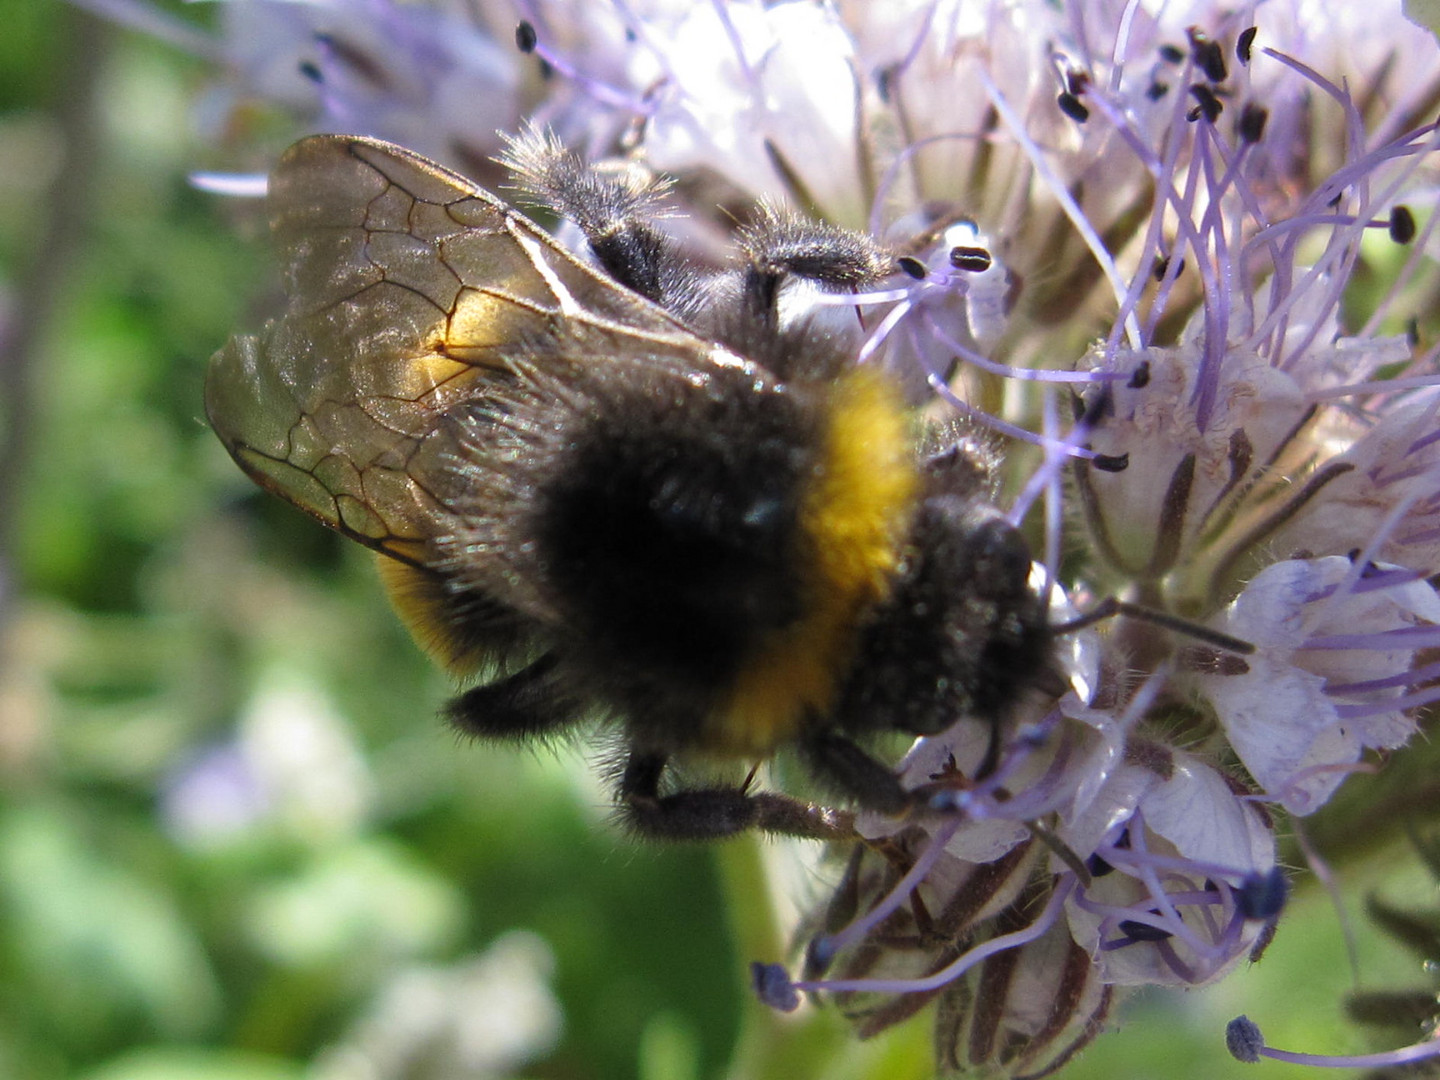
[
  {"left": 444, "top": 654, "right": 578, "bottom": 741},
  {"left": 616, "top": 749, "right": 853, "bottom": 842}
]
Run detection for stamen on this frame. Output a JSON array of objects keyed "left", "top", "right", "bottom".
[
  {"left": 509, "top": 19, "right": 649, "bottom": 111},
  {"left": 920, "top": 366, "right": 1107, "bottom": 458},
  {"left": 1335, "top": 684, "right": 1440, "bottom": 718},
  {"left": 1235, "top": 868, "right": 1287, "bottom": 920},
  {"left": 1092, "top": 839, "right": 1277, "bottom": 895},
  {"left": 1188, "top": 84, "right": 1223, "bottom": 124},
  {"left": 1097, "top": 814, "right": 1223, "bottom": 963},
  {"left": 1263, "top": 761, "right": 1377, "bottom": 813},
  {"left": 982, "top": 71, "right": 1143, "bottom": 346},
  {"left": 1305, "top": 374, "right": 1440, "bottom": 397},
  {"left": 1238, "top": 102, "right": 1268, "bottom": 143},
  {"left": 897, "top": 256, "right": 927, "bottom": 279},
  {"left": 751, "top": 962, "right": 801, "bottom": 1012},
  {"left": 1114, "top": 917, "right": 1174, "bottom": 943},
  {"left": 1187, "top": 28, "right": 1227, "bottom": 83},
  {"left": 808, "top": 816, "right": 962, "bottom": 966},
  {"left": 949, "top": 245, "right": 994, "bottom": 272},
  {"left": 1058, "top": 92, "right": 1090, "bottom": 122},
  {"left": 1051, "top": 598, "right": 1257, "bottom": 656},
  {"left": 1324, "top": 657, "right": 1440, "bottom": 695},
  {"left": 922, "top": 310, "right": 1123, "bottom": 384},
  {"left": 1307, "top": 564, "right": 1427, "bottom": 597},
  {"left": 1301, "top": 625, "right": 1440, "bottom": 651},
  {"left": 1228, "top": 1015, "right": 1440, "bottom": 1069},
  {"left": 809, "top": 285, "right": 919, "bottom": 308},
  {"left": 786, "top": 877, "right": 1076, "bottom": 999},
  {"left": 1389, "top": 205, "right": 1417, "bottom": 244},
  {"left": 1237, "top": 27, "right": 1257, "bottom": 66}
]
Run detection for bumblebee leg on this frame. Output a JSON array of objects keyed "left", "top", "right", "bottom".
[
  {"left": 618, "top": 750, "right": 853, "bottom": 842},
  {"left": 736, "top": 208, "right": 895, "bottom": 322},
  {"left": 799, "top": 730, "right": 909, "bottom": 816},
  {"left": 618, "top": 752, "right": 757, "bottom": 840},
  {"left": 501, "top": 128, "right": 685, "bottom": 308},
  {"left": 444, "top": 654, "right": 576, "bottom": 741}
]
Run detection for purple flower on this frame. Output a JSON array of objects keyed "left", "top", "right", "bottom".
[
  {"left": 105, "top": 0, "right": 1440, "bottom": 1072},
  {"left": 581, "top": 1, "right": 1440, "bottom": 1069}
]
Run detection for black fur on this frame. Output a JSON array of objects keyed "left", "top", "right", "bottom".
[{"left": 440, "top": 131, "right": 1057, "bottom": 839}]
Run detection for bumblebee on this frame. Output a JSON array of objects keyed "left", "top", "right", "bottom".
[{"left": 207, "top": 132, "right": 1057, "bottom": 840}]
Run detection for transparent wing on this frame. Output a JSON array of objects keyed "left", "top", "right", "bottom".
[{"left": 206, "top": 135, "right": 709, "bottom": 565}]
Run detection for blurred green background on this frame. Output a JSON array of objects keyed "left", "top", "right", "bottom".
[{"left": 2, "top": 3, "right": 1438, "bottom": 1079}]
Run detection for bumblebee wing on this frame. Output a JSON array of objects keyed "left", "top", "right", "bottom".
[{"left": 206, "top": 134, "right": 713, "bottom": 566}]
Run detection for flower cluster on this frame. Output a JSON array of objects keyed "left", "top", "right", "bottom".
[{"left": 117, "top": 0, "right": 1440, "bottom": 1073}]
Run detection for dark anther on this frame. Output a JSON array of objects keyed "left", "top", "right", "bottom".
[
  {"left": 1075, "top": 385, "right": 1114, "bottom": 427},
  {"left": 1187, "top": 27, "right": 1227, "bottom": 82},
  {"left": 751, "top": 962, "right": 801, "bottom": 1012},
  {"left": 1226, "top": 1016, "right": 1264, "bottom": 1063},
  {"left": 1119, "top": 917, "right": 1174, "bottom": 942},
  {"left": 298, "top": 60, "right": 324, "bottom": 84},
  {"left": 1237, "top": 27, "right": 1258, "bottom": 65},
  {"left": 897, "top": 255, "right": 927, "bottom": 279},
  {"left": 1390, "top": 205, "right": 1417, "bottom": 244},
  {"left": 1146, "top": 80, "right": 1170, "bottom": 101},
  {"left": 1159, "top": 43, "right": 1185, "bottom": 64},
  {"left": 1087, "top": 852, "right": 1115, "bottom": 877},
  {"left": 1128, "top": 361, "right": 1151, "bottom": 389},
  {"left": 1237, "top": 868, "right": 1288, "bottom": 920},
  {"left": 1188, "top": 84, "right": 1223, "bottom": 123},
  {"left": 1238, "top": 102, "right": 1268, "bottom": 144},
  {"left": 1152, "top": 255, "right": 1184, "bottom": 281},
  {"left": 949, "top": 246, "right": 993, "bottom": 272},
  {"left": 515, "top": 20, "right": 538, "bottom": 53},
  {"left": 1092, "top": 453, "right": 1130, "bottom": 473},
  {"left": 1057, "top": 92, "right": 1089, "bottom": 122}
]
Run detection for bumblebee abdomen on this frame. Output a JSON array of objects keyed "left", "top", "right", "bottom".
[
  {"left": 531, "top": 358, "right": 811, "bottom": 688},
  {"left": 709, "top": 366, "right": 919, "bottom": 755},
  {"left": 510, "top": 357, "right": 920, "bottom": 757}
]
